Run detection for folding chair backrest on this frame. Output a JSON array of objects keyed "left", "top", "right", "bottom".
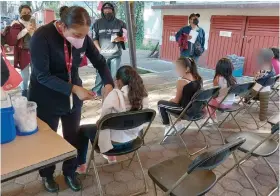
[
  {"left": 98, "top": 109, "right": 156, "bottom": 131},
  {"left": 187, "top": 137, "right": 246, "bottom": 174},
  {"left": 271, "top": 122, "right": 279, "bottom": 134},
  {"left": 228, "top": 82, "right": 255, "bottom": 97},
  {"left": 193, "top": 86, "right": 221, "bottom": 102},
  {"left": 185, "top": 86, "right": 220, "bottom": 114},
  {"left": 264, "top": 75, "right": 280, "bottom": 87}
]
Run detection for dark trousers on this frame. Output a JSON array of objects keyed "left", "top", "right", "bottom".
[
  {"left": 77, "top": 124, "right": 97, "bottom": 165},
  {"left": 77, "top": 124, "right": 134, "bottom": 165},
  {"left": 38, "top": 107, "right": 81, "bottom": 178},
  {"left": 157, "top": 100, "right": 183, "bottom": 125}
]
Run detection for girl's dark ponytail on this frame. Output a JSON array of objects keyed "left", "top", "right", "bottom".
[
  {"left": 116, "top": 66, "right": 148, "bottom": 111},
  {"left": 187, "top": 57, "right": 202, "bottom": 83}
]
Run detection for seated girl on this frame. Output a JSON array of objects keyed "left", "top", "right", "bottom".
[
  {"left": 249, "top": 48, "right": 275, "bottom": 121},
  {"left": 158, "top": 57, "right": 202, "bottom": 136},
  {"left": 208, "top": 58, "right": 237, "bottom": 121},
  {"left": 77, "top": 66, "right": 149, "bottom": 173}
]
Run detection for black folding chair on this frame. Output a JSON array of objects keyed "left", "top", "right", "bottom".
[
  {"left": 226, "top": 122, "right": 279, "bottom": 196},
  {"left": 86, "top": 109, "right": 156, "bottom": 196},
  {"left": 270, "top": 75, "right": 279, "bottom": 109},
  {"left": 160, "top": 86, "right": 221, "bottom": 156},
  {"left": 148, "top": 138, "right": 246, "bottom": 196},
  {"left": 243, "top": 75, "right": 279, "bottom": 127},
  {"left": 209, "top": 82, "right": 256, "bottom": 132}
]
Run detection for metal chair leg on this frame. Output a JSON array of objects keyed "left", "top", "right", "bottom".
[
  {"left": 152, "top": 181, "right": 158, "bottom": 196},
  {"left": 128, "top": 151, "right": 149, "bottom": 196},
  {"left": 243, "top": 104, "right": 260, "bottom": 129},
  {"left": 230, "top": 113, "right": 243, "bottom": 132},
  {"left": 92, "top": 156, "right": 104, "bottom": 196},
  {"left": 218, "top": 112, "right": 231, "bottom": 128},
  {"left": 180, "top": 121, "right": 192, "bottom": 135},
  {"left": 232, "top": 153, "right": 259, "bottom": 195},
  {"left": 263, "top": 157, "right": 279, "bottom": 181},
  {"left": 127, "top": 152, "right": 136, "bottom": 168}
]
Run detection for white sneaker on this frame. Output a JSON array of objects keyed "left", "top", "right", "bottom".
[{"left": 164, "top": 121, "right": 186, "bottom": 136}]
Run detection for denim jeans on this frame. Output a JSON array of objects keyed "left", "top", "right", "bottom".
[
  {"left": 20, "top": 64, "right": 30, "bottom": 91},
  {"left": 92, "top": 57, "right": 121, "bottom": 96}
]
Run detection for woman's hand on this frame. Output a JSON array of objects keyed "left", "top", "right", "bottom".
[
  {"left": 27, "top": 23, "right": 35, "bottom": 35},
  {"left": 72, "top": 85, "right": 96, "bottom": 101},
  {"left": 103, "top": 84, "right": 113, "bottom": 98}
]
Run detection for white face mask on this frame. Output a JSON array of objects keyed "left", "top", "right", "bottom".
[{"left": 65, "top": 36, "right": 85, "bottom": 49}]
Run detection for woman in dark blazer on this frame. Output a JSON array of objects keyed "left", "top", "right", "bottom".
[{"left": 29, "top": 6, "right": 114, "bottom": 193}]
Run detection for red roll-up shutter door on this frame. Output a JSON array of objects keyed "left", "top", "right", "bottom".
[
  {"left": 242, "top": 16, "right": 280, "bottom": 76},
  {"left": 206, "top": 16, "right": 246, "bottom": 69},
  {"left": 161, "top": 15, "right": 188, "bottom": 61}
]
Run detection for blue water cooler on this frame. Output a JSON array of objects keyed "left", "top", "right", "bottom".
[{"left": 1, "top": 91, "right": 16, "bottom": 144}]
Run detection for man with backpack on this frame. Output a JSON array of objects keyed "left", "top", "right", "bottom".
[
  {"left": 175, "top": 13, "right": 205, "bottom": 63},
  {"left": 2, "top": 4, "right": 35, "bottom": 97}
]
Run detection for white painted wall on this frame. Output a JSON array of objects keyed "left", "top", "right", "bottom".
[{"left": 160, "top": 8, "right": 279, "bottom": 49}]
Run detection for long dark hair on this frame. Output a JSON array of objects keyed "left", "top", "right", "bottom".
[
  {"left": 176, "top": 57, "right": 202, "bottom": 83},
  {"left": 214, "top": 58, "right": 237, "bottom": 87},
  {"left": 61, "top": 6, "right": 91, "bottom": 28},
  {"left": 270, "top": 47, "right": 279, "bottom": 60},
  {"left": 116, "top": 66, "right": 148, "bottom": 111}
]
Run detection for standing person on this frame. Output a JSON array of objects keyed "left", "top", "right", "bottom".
[
  {"left": 92, "top": 2, "right": 127, "bottom": 97},
  {"left": 9, "top": 4, "right": 35, "bottom": 97},
  {"left": 29, "top": 6, "right": 114, "bottom": 192},
  {"left": 175, "top": 13, "right": 205, "bottom": 62}
]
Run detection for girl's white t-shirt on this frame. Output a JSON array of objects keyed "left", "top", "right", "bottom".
[{"left": 216, "top": 76, "right": 235, "bottom": 105}]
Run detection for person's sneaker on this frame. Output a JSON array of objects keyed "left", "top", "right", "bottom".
[
  {"left": 102, "top": 155, "right": 117, "bottom": 164},
  {"left": 64, "top": 174, "right": 82, "bottom": 192},
  {"left": 76, "top": 164, "right": 87, "bottom": 174},
  {"left": 42, "top": 176, "right": 59, "bottom": 193},
  {"left": 164, "top": 121, "right": 186, "bottom": 136}
]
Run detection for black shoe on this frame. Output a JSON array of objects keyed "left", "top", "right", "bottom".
[
  {"left": 64, "top": 174, "right": 81, "bottom": 192},
  {"left": 42, "top": 177, "right": 59, "bottom": 193}
]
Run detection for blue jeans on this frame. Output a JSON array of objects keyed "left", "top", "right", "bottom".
[
  {"left": 20, "top": 64, "right": 30, "bottom": 91},
  {"left": 92, "top": 57, "right": 121, "bottom": 96}
]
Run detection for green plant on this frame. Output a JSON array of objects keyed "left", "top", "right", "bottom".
[{"left": 113, "top": 2, "right": 144, "bottom": 49}]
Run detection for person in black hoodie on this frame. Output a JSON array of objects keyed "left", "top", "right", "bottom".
[{"left": 92, "top": 2, "right": 127, "bottom": 96}]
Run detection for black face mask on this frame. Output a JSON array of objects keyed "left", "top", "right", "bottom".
[
  {"left": 104, "top": 13, "right": 114, "bottom": 21},
  {"left": 193, "top": 18, "right": 199, "bottom": 26},
  {"left": 21, "top": 14, "right": 31, "bottom": 22}
]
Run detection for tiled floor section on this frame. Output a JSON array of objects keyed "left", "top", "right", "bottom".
[{"left": 2, "top": 87, "right": 279, "bottom": 196}]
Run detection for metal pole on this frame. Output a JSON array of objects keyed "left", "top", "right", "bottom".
[{"left": 124, "top": 1, "right": 137, "bottom": 69}]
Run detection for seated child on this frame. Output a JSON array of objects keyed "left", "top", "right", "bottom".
[
  {"left": 208, "top": 58, "right": 237, "bottom": 121},
  {"left": 77, "top": 66, "right": 149, "bottom": 173},
  {"left": 249, "top": 48, "right": 275, "bottom": 121},
  {"left": 158, "top": 57, "right": 202, "bottom": 135}
]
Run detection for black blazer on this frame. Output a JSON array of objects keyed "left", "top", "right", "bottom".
[{"left": 29, "top": 22, "right": 113, "bottom": 115}]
